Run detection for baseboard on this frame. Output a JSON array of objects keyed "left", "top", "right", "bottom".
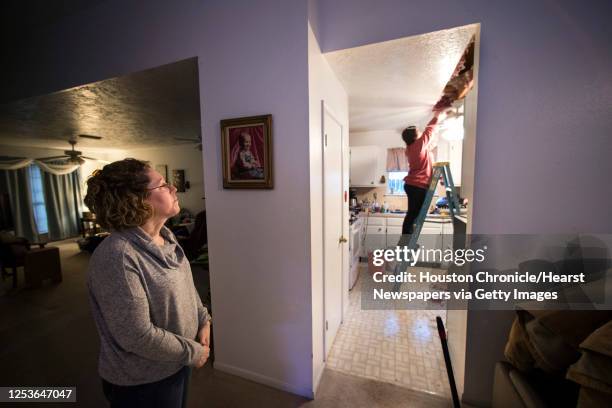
[
  {"left": 312, "top": 361, "right": 326, "bottom": 398},
  {"left": 214, "top": 361, "right": 314, "bottom": 399}
]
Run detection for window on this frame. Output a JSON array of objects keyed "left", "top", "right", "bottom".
[
  {"left": 29, "top": 165, "right": 48, "bottom": 234},
  {"left": 386, "top": 171, "right": 408, "bottom": 195}
]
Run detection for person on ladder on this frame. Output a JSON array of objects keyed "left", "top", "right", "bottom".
[{"left": 399, "top": 104, "right": 449, "bottom": 247}]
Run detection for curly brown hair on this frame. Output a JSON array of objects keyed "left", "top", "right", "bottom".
[{"left": 84, "top": 158, "right": 153, "bottom": 230}]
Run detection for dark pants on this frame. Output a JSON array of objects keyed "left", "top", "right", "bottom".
[
  {"left": 401, "top": 183, "right": 427, "bottom": 241},
  {"left": 102, "top": 366, "right": 191, "bottom": 408}
]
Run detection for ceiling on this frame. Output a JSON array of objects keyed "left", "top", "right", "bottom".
[
  {"left": 324, "top": 24, "right": 477, "bottom": 133},
  {"left": 0, "top": 57, "right": 201, "bottom": 150},
  {"left": 0, "top": 24, "right": 475, "bottom": 150}
]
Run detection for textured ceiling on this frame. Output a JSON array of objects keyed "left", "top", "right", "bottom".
[
  {"left": 324, "top": 24, "right": 477, "bottom": 133},
  {"left": 0, "top": 57, "right": 201, "bottom": 150}
]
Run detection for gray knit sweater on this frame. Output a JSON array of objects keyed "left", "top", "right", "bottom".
[{"left": 87, "top": 226, "right": 210, "bottom": 385}]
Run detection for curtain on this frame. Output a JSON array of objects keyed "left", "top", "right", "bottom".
[
  {"left": 0, "top": 192, "right": 13, "bottom": 231},
  {"left": 0, "top": 158, "right": 34, "bottom": 170},
  {"left": 0, "top": 157, "right": 80, "bottom": 175},
  {"left": 0, "top": 168, "right": 38, "bottom": 241},
  {"left": 386, "top": 148, "right": 408, "bottom": 171},
  {"left": 42, "top": 169, "right": 83, "bottom": 240}
]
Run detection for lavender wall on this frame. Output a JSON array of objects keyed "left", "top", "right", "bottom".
[
  {"left": 2, "top": 0, "right": 314, "bottom": 397},
  {"left": 198, "top": 1, "right": 313, "bottom": 396},
  {"left": 315, "top": 0, "right": 612, "bottom": 405}
]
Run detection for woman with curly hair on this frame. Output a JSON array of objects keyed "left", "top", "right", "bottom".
[{"left": 84, "top": 158, "right": 210, "bottom": 408}]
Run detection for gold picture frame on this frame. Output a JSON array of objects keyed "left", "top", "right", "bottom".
[{"left": 220, "top": 114, "right": 273, "bottom": 189}]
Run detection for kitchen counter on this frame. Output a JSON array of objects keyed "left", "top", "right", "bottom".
[
  {"left": 358, "top": 211, "right": 459, "bottom": 222},
  {"left": 359, "top": 212, "right": 406, "bottom": 219}
]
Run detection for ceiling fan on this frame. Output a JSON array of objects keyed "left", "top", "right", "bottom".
[
  {"left": 36, "top": 136, "right": 108, "bottom": 165},
  {"left": 174, "top": 134, "right": 202, "bottom": 151}
]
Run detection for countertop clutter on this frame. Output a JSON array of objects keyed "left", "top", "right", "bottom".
[{"left": 355, "top": 208, "right": 467, "bottom": 220}]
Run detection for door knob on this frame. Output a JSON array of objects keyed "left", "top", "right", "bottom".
[{"left": 339, "top": 236, "right": 348, "bottom": 243}]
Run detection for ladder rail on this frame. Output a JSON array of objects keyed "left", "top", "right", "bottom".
[
  {"left": 393, "top": 162, "right": 460, "bottom": 285},
  {"left": 406, "top": 165, "right": 443, "bottom": 250},
  {"left": 441, "top": 164, "right": 460, "bottom": 217}
]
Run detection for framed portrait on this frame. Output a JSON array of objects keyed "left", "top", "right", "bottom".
[{"left": 220, "top": 114, "right": 273, "bottom": 189}]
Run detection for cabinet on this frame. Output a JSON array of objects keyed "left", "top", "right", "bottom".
[
  {"left": 362, "top": 215, "right": 399, "bottom": 254},
  {"left": 361, "top": 214, "right": 454, "bottom": 261},
  {"left": 417, "top": 218, "right": 454, "bottom": 266},
  {"left": 386, "top": 226, "right": 402, "bottom": 248},
  {"left": 349, "top": 146, "right": 386, "bottom": 187},
  {"left": 365, "top": 224, "right": 386, "bottom": 254},
  {"left": 418, "top": 221, "right": 444, "bottom": 254},
  {"left": 385, "top": 217, "right": 403, "bottom": 247}
]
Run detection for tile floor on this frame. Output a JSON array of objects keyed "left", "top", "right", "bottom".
[{"left": 326, "top": 264, "right": 452, "bottom": 398}]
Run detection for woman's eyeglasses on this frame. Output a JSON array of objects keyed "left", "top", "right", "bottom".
[{"left": 147, "top": 183, "right": 173, "bottom": 192}]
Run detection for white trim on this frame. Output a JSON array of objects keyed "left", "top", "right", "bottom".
[
  {"left": 214, "top": 362, "right": 314, "bottom": 399},
  {"left": 322, "top": 101, "right": 343, "bottom": 126},
  {"left": 320, "top": 99, "right": 327, "bottom": 360},
  {"left": 312, "top": 360, "right": 326, "bottom": 398}
]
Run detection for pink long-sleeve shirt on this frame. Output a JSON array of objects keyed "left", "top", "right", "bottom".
[{"left": 404, "top": 117, "right": 439, "bottom": 189}]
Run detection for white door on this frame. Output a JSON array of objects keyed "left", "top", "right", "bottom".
[{"left": 323, "top": 107, "right": 344, "bottom": 358}]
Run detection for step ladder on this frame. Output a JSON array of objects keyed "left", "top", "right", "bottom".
[
  {"left": 404, "top": 161, "right": 460, "bottom": 250},
  {"left": 392, "top": 162, "right": 460, "bottom": 284}
]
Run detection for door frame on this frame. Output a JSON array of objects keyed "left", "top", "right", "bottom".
[{"left": 321, "top": 100, "right": 346, "bottom": 360}]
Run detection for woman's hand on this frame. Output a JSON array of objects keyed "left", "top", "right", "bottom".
[
  {"left": 194, "top": 321, "right": 211, "bottom": 368},
  {"left": 197, "top": 321, "right": 211, "bottom": 347},
  {"left": 195, "top": 345, "right": 210, "bottom": 369}
]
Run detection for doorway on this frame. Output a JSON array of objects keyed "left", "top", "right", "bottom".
[{"left": 319, "top": 23, "right": 480, "bottom": 399}]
